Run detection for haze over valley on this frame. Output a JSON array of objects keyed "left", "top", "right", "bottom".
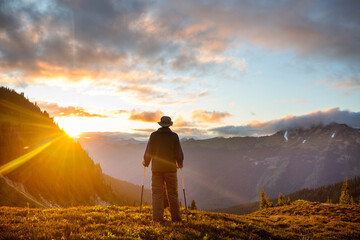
[{"left": 79, "top": 123, "right": 360, "bottom": 209}]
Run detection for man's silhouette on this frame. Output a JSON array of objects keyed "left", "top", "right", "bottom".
[{"left": 143, "top": 116, "right": 183, "bottom": 222}]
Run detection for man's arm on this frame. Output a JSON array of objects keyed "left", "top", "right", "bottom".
[
  {"left": 174, "top": 135, "right": 184, "bottom": 168},
  {"left": 143, "top": 135, "right": 153, "bottom": 167}
]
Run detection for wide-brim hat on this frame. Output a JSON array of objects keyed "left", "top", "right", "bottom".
[{"left": 158, "top": 116, "right": 173, "bottom": 127}]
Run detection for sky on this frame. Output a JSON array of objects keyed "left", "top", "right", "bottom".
[{"left": 1, "top": 0, "right": 359, "bottom": 138}]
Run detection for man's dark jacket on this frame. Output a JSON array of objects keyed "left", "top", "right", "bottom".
[{"left": 144, "top": 127, "right": 184, "bottom": 172}]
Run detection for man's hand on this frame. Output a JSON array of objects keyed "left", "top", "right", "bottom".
[
  {"left": 177, "top": 163, "right": 183, "bottom": 168},
  {"left": 142, "top": 160, "right": 149, "bottom": 167}
]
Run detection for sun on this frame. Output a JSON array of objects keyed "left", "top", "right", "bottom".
[
  {"left": 54, "top": 117, "right": 86, "bottom": 138},
  {"left": 65, "top": 128, "right": 82, "bottom": 138},
  {"left": 62, "top": 124, "right": 83, "bottom": 138}
]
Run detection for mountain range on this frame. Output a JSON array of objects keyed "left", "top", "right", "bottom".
[
  {"left": 79, "top": 123, "right": 360, "bottom": 210},
  {"left": 2, "top": 86, "right": 359, "bottom": 211}
]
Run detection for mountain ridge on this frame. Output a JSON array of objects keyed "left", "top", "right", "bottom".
[{"left": 79, "top": 122, "right": 360, "bottom": 209}]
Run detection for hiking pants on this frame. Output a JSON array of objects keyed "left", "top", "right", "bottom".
[{"left": 151, "top": 171, "right": 182, "bottom": 222}]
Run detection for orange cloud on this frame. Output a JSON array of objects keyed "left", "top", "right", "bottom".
[
  {"left": 323, "top": 77, "right": 360, "bottom": 91},
  {"left": 129, "top": 110, "right": 164, "bottom": 122},
  {"left": 37, "top": 101, "right": 107, "bottom": 118},
  {"left": 173, "top": 116, "right": 195, "bottom": 127},
  {"left": 192, "top": 109, "right": 231, "bottom": 123}
]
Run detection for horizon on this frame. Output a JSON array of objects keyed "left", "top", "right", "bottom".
[
  {"left": 76, "top": 121, "right": 359, "bottom": 142},
  {"left": 1, "top": 0, "right": 359, "bottom": 138}
]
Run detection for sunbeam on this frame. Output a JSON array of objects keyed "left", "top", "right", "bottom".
[{"left": 0, "top": 134, "right": 65, "bottom": 176}]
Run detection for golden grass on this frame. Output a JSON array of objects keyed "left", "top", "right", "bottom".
[{"left": 0, "top": 201, "right": 359, "bottom": 239}]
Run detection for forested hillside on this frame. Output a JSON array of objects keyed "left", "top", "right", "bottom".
[
  {"left": 216, "top": 176, "right": 360, "bottom": 215},
  {"left": 287, "top": 175, "right": 360, "bottom": 204},
  {"left": 0, "top": 87, "right": 150, "bottom": 207}
]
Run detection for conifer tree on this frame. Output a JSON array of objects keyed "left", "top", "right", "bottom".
[
  {"left": 190, "top": 200, "right": 197, "bottom": 210},
  {"left": 260, "top": 188, "right": 268, "bottom": 209},
  {"left": 286, "top": 196, "right": 291, "bottom": 205},
  {"left": 339, "top": 177, "right": 351, "bottom": 205},
  {"left": 266, "top": 197, "right": 273, "bottom": 207},
  {"left": 277, "top": 193, "right": 286, "bottom": 206}
]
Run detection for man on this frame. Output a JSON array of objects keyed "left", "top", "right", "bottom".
[{"left": 143, "top": 116, "right": 184, "bottom": 222}]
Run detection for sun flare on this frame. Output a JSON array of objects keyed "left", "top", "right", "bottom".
[{"left": 65, "top": 128, "right": 82, "bottom": 138}]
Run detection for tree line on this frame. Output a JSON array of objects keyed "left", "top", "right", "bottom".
[{"left": 260, "top": 176, "right": 359, "bottom": 209}]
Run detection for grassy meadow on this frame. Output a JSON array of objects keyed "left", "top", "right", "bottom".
[{"left": 1, "top": 201, "right": 360, "bottom": 239}]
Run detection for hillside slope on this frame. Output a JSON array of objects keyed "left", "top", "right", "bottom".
[
  {"left": 216, "top": 175, "right": 360, "bottom": 215},
  {"left": 0, "top": 177, "right": 44, "bottom": 208},
  {"left": 103, "top": 174, "right": 151, "bottom": 206},
  {"left": 79, "top": 123, "right": 360, "bottom": 209},
  {"left": 1, "top": 201, "right": 359, "bottom": 239},
  {"left": 0, "top": 87, "right": 149, "bottom": 207}
]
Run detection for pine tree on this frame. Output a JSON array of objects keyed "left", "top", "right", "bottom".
[
  {"left": 266, "top": 197, "right": 273, "bottom": 207},
  {"left": 190, "top": 200, "right": 197, "bottom": 210},
  {"left": 286, "top": 196, "right": 291, "bottom": 205},
  {"left": 339, "top": 177, "right": 351, "bottom": 205},
  {"left": 259, "top": 188, "right": 268, "bottom": 209},
  {"left": 277, "top": 192, "right": 286, "bottom": 206}
]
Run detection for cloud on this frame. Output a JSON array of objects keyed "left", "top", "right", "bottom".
[
  {"left": 155, "top": 0, "right": 360, "bottom": 63},
  {"left": 192, "top": 109, "right": 231, "bottom": 123},
  {"left": 173, "top": 116, "right": 195, "bottom": 128},
  {"left": 132, "top": 129, "right": 155, "bottom": 133},
  {"left": 1, "top": 0, "right": 359, "bottom": 93},
  {"left": 129, "top": 110, "right": 164, "bottom": 122},
  {"left": 0, "top": 0, "right": 163, "bottom": 85},
  {"left": 173, "top": 127, "right": 209, "bottom": 138},
  {"left": 37, "top": 101, "right": 107, "bottom": 118},
  {"left": 171, "top": 77, "right": 195, "bottom": 83},
  {"left": 210, "top": 108, "right": 360, "bottom": 136},
  {"left": 323, "top": 77, "right": 360, "bottom": 91},
  {"left": 117, "top": 84, "right": 170, "bottom": 102},
  {"left": 170, "top": 48, "right": 247, "bottom": 73},
  {"left": 115, "top": 70, "right": 164, "bottom": 84}
]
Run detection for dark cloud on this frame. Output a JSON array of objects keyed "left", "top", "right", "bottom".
[
  {"left": 38, "top": 101, "right": 107, "bottom": 118},
  {"left": 211, "top": 108, "right": 360, "bottom": 136},
  {"left": 0, "top": 0, "right": 359, "bottom": 87},
  {"left": 0, "top": 0, "right": 155, "bottom": 82},
  {"left": 210, "top": 125, "right": 264, "bottom": 137},
  {"left": 156, "top": 0, "right": 360, "bottom": 62},
  {"left": 171, "top": 51, "right": 199, "bottom": 70}
]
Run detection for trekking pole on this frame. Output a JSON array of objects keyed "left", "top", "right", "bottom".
[
  {"left": 180, "top": 168, "right": 188, "bottom": 221},
  {"left": 140, "top": 166, "right": 145, "bottom": 213}
]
